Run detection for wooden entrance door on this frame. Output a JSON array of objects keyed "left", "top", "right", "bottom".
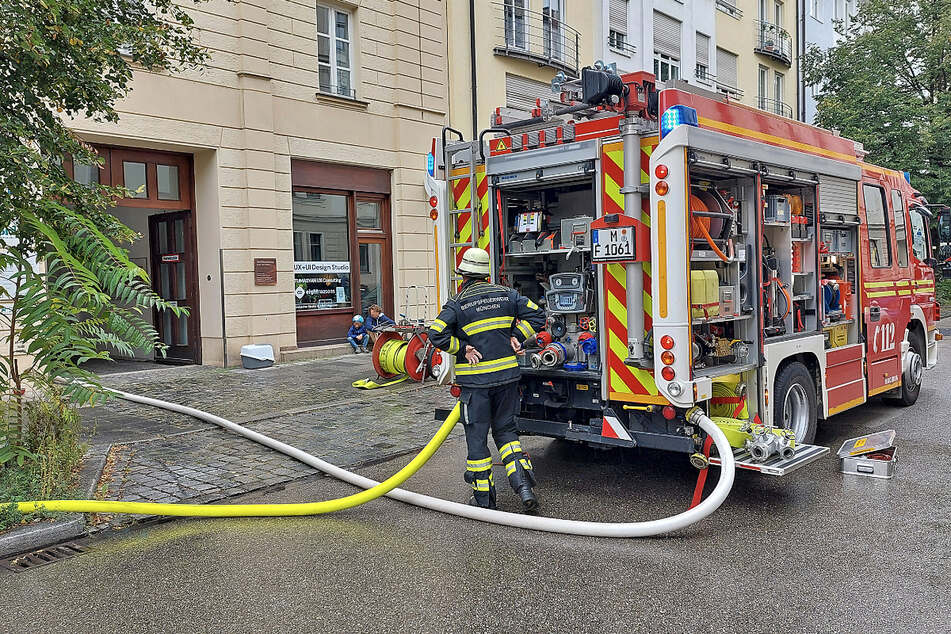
[{"left": 149, "top": 210, "right": 200, "bottom": 364}]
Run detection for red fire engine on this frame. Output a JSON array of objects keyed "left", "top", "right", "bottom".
[{"left": 423, "top": 69, "right": 939, "bottom": 475}]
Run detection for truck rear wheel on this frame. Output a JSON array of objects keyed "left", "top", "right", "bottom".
[
  {"left": 773, "top": 362, "right": 817, "bottom": 445},
  {"left": 886, "top": 329, "right": 924, "bottom": 407}
]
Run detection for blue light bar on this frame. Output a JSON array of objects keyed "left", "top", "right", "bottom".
[
  {"left": 903, "top": 171, "right": 911, "bottom": 184},
  {"left": 660, "top": 105, "right": 699, "bottom": 139},
  {"left": 426, "top": 153, "right": 435, "bottom": 177}
]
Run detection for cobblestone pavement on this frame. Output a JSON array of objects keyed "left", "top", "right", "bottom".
[{"left": 80, "top": 355, "right": 457, "bottom": 527}]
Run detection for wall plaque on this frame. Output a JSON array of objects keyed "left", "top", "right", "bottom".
[{"left": 254, "top": 258, "right": 278, "bottom": 286}]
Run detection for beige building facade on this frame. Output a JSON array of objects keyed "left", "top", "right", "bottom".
[
  {"left": 64, "top": 0, "right": 449, "bottom": 366},
  {"left": 714, "top": 0, "right": 798, "bottom": 119}
]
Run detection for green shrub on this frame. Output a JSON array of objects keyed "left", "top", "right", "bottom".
[
  {"left": 0, "top": 387, "right": 85, "bottom": 532},
  {"left": 937, "top": 279, "right": 951, "bottom": 308}
]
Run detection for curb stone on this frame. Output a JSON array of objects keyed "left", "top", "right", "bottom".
[{"left": 0, "top": 444, "right": 110, "bottom": 558}]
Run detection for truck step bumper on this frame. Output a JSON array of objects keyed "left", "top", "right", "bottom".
[{"left": 708, "top": 443, "right": 829, "bottom": 476}]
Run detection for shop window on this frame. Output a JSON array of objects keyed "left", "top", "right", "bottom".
[
  {"left": 356, "top": 200, "right": 381, "bottom": 229},
  {"left": 292, "top": 191, "right": 352, "bottom": 311},
  {"left": 863, "top": 184, "right": 892, "bottom": 268}
]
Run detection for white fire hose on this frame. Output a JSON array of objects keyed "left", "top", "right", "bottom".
[{"left": 104, "top": 390, "right": 735, "bottom": 537}]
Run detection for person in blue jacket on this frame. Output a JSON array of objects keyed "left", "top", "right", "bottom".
[
  {"left": 365, "top": 304, "right": 395, "bottom": 345},
  {"left": 347, "top": 315, "right": 369, "bottom": 353}
]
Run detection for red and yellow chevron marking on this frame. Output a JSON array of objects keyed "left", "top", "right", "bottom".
[
  {"left": 449, "top": 166, "right": 490, "bottom": 290},
  {"left": 602, "top": 138, "right": 667, "bottom": 404}
]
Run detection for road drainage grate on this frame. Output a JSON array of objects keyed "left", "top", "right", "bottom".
[{"left": 0, "top": 542, "right": 88, "bottom": 573}]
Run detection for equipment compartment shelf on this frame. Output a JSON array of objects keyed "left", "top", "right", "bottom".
[
  {"left": 690, "top": 250, "right": 745, "bottom": 263},
  {"left": 822, "top": 318, "right": 854, "bottom": 328},
  {"left": 505, "top": 248, "right": 588, "bottom": 258},
  {"left": 693, "top": 362, "right": 757, "bottom": 379},
  {"left": 692, "top": 313, "right": 754, "bottom": 325},
  {"left": 520, "top": 367, "right": 602, "bottom": 380}
]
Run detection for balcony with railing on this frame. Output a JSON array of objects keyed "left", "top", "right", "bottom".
[
  {"left": 754, "top": 20, "right": 792, "bottom": 66},
  {"left": 758, "top": 97, "right": 793, "bottom": 118},
  {"left": 608, "top": 30, "right": 636, "bottom": 56},
  {"left": 493, "top": 2, "right": 581, "bottom": 77}
]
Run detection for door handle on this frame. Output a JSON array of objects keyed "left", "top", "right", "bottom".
[{"left": 869, "top": 303, "right": 881, "bottom": 322}]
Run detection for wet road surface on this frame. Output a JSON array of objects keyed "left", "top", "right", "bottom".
[{"left": 2, "top": 345, "right": 949, "bottom": 632}]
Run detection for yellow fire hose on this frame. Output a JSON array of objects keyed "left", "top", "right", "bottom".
[{"left": 13, "top": 403, "right": 460, "bottom": 518}]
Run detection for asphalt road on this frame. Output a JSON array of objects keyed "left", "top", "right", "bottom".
[{"left": 3, "top": 344, "right": 950, "bottom": 633}]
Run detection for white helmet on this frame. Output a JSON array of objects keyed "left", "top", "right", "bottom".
[{"left": 455, "top": 247, "right": 490, "bottom": 276}]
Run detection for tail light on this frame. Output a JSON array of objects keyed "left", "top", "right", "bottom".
[
  {"left": 660, "top": 335, "right": 674, "bottom": 350},
  {"left": 661, "top": 366, "right": 675, "bottom": 381},
  {"left": 660, "top": 350, "right": 675, "bottom": 365},
  {"left": 655, "top": 181, "right": 669, "bottom": 196},
  {"left": 661, "top": 406, "right": 676, "bottom": 420},
  {"left": 450, "top": 384, "right": 461, "bottom": 398}
]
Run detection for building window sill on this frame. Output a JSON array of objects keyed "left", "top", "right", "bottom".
[
  {"left": 314, "top": 91, "right": 370, "bottom": 110},
  {"left": 608, "top": 45, "right": 632, "bottom": 58}
]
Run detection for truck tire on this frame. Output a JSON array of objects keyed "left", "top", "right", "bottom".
[
  {"left": 773, "top": 362, "right": 817, "bottom": 445},
  {"left": 886, "top": 329, "right": 924, "bottom": 407}
]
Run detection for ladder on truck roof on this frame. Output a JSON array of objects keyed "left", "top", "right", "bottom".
[{"left": 443, "top": 138, "right": 483, "bottom": 290}]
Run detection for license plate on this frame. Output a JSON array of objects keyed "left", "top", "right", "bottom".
[{"left": 592, "top": 227, "right": 635, "bottom": 262}]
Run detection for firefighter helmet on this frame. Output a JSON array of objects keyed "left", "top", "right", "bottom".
[{"left": 456, "top": 247, "right": 491, "bottom": 276}]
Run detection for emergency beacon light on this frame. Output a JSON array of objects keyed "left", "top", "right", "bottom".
[{"left": 660, "top": 105, "right": 699, "bottom": 139}]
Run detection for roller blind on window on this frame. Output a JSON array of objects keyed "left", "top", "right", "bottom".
[
  {"left": 696, "top": 33, "right": 710, "bottom": 66},
  {"left": 716, "top": 47, "right": 738, "bottom": 87},
  {"left": 505, "top": 73, "right": 557, "bottom": 111},
  {"left": 653, "top": 11, "right": 681, "bottom": 58},
  {"left": 609, "top": 0, "right": 628, "bottom": 34}
]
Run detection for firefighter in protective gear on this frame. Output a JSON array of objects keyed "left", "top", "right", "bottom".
[{"left": 427, "top": 248, "right": 547, "bottom": 511}]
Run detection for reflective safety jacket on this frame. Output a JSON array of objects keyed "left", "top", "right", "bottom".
[{"left": 428, "top": 279, "right": 547, "bottom": 388}]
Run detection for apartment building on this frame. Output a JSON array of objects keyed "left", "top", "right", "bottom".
[
  {"left": 800, "top": 0, "right": 858, "bottom": 123},
  {"left": 715, "top": 0, "right": 798, "bottom": 119},
  {"left": 598, "top": 1, "right": 718, "bottom": 92},
  {"left": 446, "top": 1, "right": 597, "bottom": 136},
  {"left": 59, "top": 0, "right": 448, "bottom": 366}
]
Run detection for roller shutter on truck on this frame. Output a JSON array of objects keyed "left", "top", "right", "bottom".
[{"left": 818, "top": 175, "right": 859, "bottom": 224}]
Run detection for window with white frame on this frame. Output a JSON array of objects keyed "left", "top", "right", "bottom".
[
  {"left": 316, "top": 4, "right": 353, "bottom": 97},
  {"left": 695, "top": 32, "right": 711, "bottom": 82},
  {"left": 653, "top": 12, "right": 682, "bottom": 82},
  {"left": 654, "top": 53, "right": 680, "bottom": 82},
  {"left": 758, "top": 65, "right": 769, "bottom": 106},
  {"left": 608, "top": 0, "right": 629, "bottom": 52},
  {"left": 774, "top": 71, "right": 784, "bottom": 105}
]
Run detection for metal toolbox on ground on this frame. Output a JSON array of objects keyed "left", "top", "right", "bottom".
[{"left": 838, "top": 430, "right": 897, "bottom": 479}]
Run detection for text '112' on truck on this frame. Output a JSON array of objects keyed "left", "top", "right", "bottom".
[{"left": 423, "top": 68, "right": 941, "bottom": 476}]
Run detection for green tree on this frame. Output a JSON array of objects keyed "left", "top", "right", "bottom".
[
  {"left": 803, "top": 0, "right": 951, "bottom": 203},
  {"left": 0, "top": 0, "right": 207, "bottom": 415}
]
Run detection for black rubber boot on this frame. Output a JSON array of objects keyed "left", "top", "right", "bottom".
[
  {"left": 504, "top": 457, "right": 538, "bottom": 512},
  {"left": 464, "top": 469, "right": 497, "bottom": 510}
]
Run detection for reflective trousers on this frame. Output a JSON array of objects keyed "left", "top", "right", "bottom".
[{"left": 460, "top": 382, "right": 535, "bottom": 507}]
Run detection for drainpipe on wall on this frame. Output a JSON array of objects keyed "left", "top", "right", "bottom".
[
  {"left": 799, "top": 1, "right": 806, "bottom": 122},
  {"left": 469, "top": 0, "right": 478, "bottom": 139},
  {"left": 219, "top": 249, "right": 228, "bottom": 367}
]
